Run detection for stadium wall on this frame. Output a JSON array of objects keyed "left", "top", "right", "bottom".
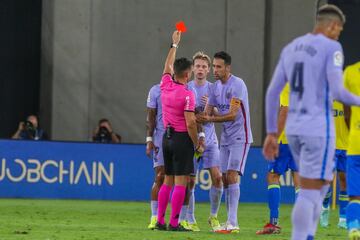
[
  {"left": 0, "top": 140, "right": 296, "bottom": 203},
  {"left": 41, "top": 0, "right": 316, "bottom": 145}
]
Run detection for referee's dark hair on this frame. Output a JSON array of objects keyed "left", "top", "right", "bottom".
[
  {"left": 174, "top": 57, "right": 192, "bottom": 77},
  {"left": 214, "top": 51, "right": 232, "bottom": 65}
]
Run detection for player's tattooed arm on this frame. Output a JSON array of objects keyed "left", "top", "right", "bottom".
[
  {"left": 204, "top": 104, "right": 215, "bottom": 116},
  {"left": 146, "top": 108, "right": 156, "bottom": 157},
  {"left": 197, "top": 97, "right": 241, "bottom": 123},
  {"left": 163, "top": 31, "right": 181, "bottom": 75},
  {"left": 196, "top": 104, "right": 213, "bottom": 123}
]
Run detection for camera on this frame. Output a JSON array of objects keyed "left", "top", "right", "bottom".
[
  {"left": 96, "top": 126, "right": 111, "bottom": 143},
  {"left": 23, "top": 121, "right": 36, "bottom": 139}
]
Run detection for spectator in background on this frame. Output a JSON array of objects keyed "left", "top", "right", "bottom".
[
  {"left": 92, "top": 118, "right": 121, "bottom": 143},
  {"left": 12, "top": 115, "right": 48, "bottom": 140}
]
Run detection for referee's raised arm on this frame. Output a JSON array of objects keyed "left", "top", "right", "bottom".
[{"left": 163, "top": 31, "right": 181, "bottom": 75}]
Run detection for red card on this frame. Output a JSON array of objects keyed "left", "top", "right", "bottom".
[{"left": 176, "top": 21, "right": 187, "bottom": 33}]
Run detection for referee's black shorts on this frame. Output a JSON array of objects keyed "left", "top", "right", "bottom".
[{"left": 162, "top": 131, "right": 194, "bottom": 176}]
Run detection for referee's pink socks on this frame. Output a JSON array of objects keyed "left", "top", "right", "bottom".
[
  {"left": 157, "top": 184, "right": 172, "bottom": 225},
  {"left": 170, "top": 185, "right": 186, "bottom": 227}
]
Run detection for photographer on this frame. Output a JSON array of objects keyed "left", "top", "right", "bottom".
[
  {"left": 12, "top": 115, "right": 48, "bottom": 140},
  {"left": 92, "top": 118, "right": 121, "bottom": 143}
]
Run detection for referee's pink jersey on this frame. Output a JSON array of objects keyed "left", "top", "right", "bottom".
[{"left": 160, "top": 73, "right": 195, "bottom": 132}]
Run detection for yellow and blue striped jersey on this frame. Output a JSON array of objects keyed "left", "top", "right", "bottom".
[
  {"left": 344, "top": 62, "right": 360, "bottom": 155},
  {"left": 278, "top": 83, "right": 289, "bottom": 144},
  {"left": 333, "top": 101, "right": 349, "bottom": 150}
]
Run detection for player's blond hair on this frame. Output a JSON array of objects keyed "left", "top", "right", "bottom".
[
  {"left": 317, "top": 4, "right": 346, "bottom": 24},
  {"left": 192, "top": 51, "right": 211, "bottom": 67}
]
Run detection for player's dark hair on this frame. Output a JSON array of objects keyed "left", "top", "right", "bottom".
[
  {"left": 214, "top": 51, "right": 231, "bottom": 65},
  {"left": 317, "top": 4, "right": 346, "bottom": 24},
  {"left": 174, "top": 57, "right": 193, "bottom": 77}
]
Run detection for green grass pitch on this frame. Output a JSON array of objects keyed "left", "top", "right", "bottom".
[{"left": 0, "top": 199, "right": 346, "bottom": 239}]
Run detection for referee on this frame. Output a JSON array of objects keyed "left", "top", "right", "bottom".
[{"left": 155, "top": 30, "right": 204, "bottom": 231}]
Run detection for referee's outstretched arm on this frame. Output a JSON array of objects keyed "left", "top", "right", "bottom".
[{"left": 163, "top": 31, "right": 181, "bottom": 75}]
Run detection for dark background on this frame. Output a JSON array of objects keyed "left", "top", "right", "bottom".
[
  {"left": 330, "top": 0, "right": 360, "bottom": 66},
  {"left": 0, "top": 0, "right": 42, "bottom": 138}
]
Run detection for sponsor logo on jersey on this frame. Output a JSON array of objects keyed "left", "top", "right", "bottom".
[
  {"left": 226, "top": 90, "right": 232, "bottom": 99},
  {"left": 217, "top": 104, "right": 230, "bottom": 111}
]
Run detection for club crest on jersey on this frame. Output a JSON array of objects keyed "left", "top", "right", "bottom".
[
  {"left": 334, "top": 51, "right": 343, "bottom": 67},
  {"left": 226, "top": 90, "right": 232, "bottom": 99}
]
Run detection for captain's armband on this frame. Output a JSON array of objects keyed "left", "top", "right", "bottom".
[{"left": 230, "top": 98, "right": 241, "bottom": 108}]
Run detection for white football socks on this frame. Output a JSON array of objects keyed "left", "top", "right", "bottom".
[{"left": 291, "top": 189, "right": 321, "bottom": 240}]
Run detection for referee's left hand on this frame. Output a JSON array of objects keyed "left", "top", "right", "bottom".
[{"left": 262, "top": 133, "right": 278, "bottom": 161}]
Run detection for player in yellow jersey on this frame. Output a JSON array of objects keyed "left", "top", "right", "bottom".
[
  {"left": 256, "top": 83, "right": 300, "bottom": 235},
  {"left": 320, "top": 101, "right": 349, "bottom": 229},
  {"left": 344, "top": 62, "right": 360, "bottom": 240}
]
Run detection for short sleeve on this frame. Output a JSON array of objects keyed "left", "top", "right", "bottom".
[
  {"left": 184, "top": 90, "right": 195, "bottom": 112},
  {"left": 232, "top": 80, "right": 245, "bottom": 100},
  {"left": 326, "top": 41, "right": 344, "bottom": 75},
  {"left": 187, "top": 85, "right": 198, "bottom": 106},
  {"left": 146, "top": 86, "right": 157, "bottom": 108},
  {"left": 160, "top": 73, "right": 172, "bottom": 90},
  {"left": 279, "top": 83, "right": 290, "bottom": 107}
]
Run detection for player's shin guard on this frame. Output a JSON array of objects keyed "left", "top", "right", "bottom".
[
  {"left": 157, "top": 184, "right": 172, "bottom": 225},
  {"left": 228, "top": 183, "right": 240, "bottom": 226},
  {"left": 268, "top": 184, "right": 280, "bottom": 225},
  {"left": 170, "top": 185, "right": 186, "bottom": 227},
  {"left": 347, "top": 200, "right": 360, "bottom": 231},
  {"left": 291, "top": 189, "right": 321, "bottom": 240},
  {"left": 339, "top": 191, "right": 349, "bottom": 219},
  {"left": 210, "top": 186, "right": 223, "bottom": 217},
  {"left": 186, "top": 189, "right": 196, "bottom": 224}
]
